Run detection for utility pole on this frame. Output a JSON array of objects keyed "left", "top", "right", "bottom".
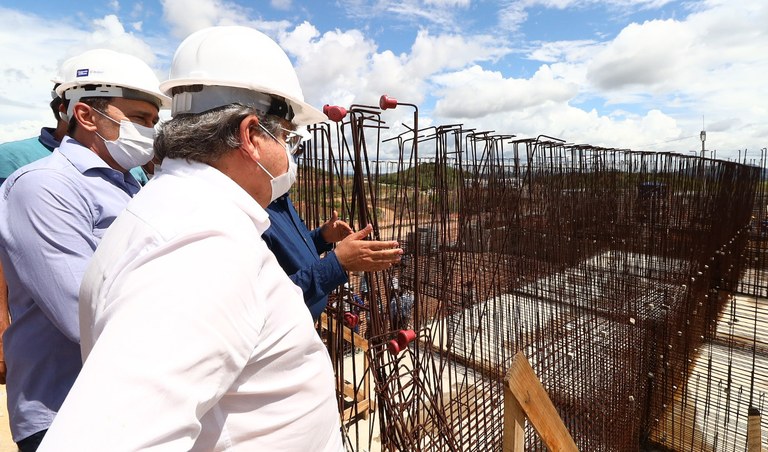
[{"left": 700, "top": 116, "right": 706, "bottom": 159}]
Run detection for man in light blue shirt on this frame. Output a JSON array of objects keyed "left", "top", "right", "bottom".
[
  {"left": 0, "top": 49, "right": 167, "bottom": 451},
  {"left": 0, "top": 83, "right": 149, "bottom": 388}
]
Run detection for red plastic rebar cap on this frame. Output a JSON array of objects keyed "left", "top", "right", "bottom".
[
  {"left": 379, "top": 95, "right": 398, "bottom": 110},
  {"left": 398, "top": 329, "right": 416, "bottom": 347},
  {"left": 388, "top": 339, "right": 401, "bottom": 355},
  {"left": 388, "top": 329, "right": 416, "bottom": 355},
  {"left": 344, "top": 312, "right": 359, "bottom": 328},
  {"left": 323, "top": 105, "right": 347, "bottom": 122}
]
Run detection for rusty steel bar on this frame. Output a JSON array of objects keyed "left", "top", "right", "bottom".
[{"left": 294, "top": 100, "right": 767, "bottom": 451}]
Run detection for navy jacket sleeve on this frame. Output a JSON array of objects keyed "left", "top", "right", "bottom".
[
  {"left": 263, "top": 196, "right": 348, "bottom": 320},
  {"left": 309, "top": 227, "right": 333, "bottom": 255},
  {"left": 290, "top": 250, "right": 348, "bottom": 320}
]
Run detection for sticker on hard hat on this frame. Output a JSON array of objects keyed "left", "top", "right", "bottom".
[{"left": 76, "top": 69, "right": 89, "bottom": 77}]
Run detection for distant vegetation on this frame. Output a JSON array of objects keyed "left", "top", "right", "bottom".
[{"left": 375, "top": 163, "right": 464, "bottom": 191}]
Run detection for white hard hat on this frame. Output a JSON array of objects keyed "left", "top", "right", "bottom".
[
  {"left": 56, "top": 49, "right": 170, "bottom": 119},
  {"left": 159, "top": 25, "right": 326, "bottom": 127}
]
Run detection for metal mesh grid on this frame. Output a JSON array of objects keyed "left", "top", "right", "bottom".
[{"left": 297, "top": 102, "right": 764, "bottom": 451}]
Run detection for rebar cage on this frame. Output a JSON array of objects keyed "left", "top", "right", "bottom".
[{"left": 294, "top": 101, "right": 767, "bottom": 452}]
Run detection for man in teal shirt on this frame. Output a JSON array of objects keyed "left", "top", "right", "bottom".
[{"left": 0, "top": 85, "right": 67, "bottom": 184}]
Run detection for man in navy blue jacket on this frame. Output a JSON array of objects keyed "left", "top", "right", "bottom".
[{"left": 263, "top": 193, "right": 402, "bottom": 321}]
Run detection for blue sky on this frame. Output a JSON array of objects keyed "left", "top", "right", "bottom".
[{"left": 1, "top": 0, "right": 766, "bottom": 162}]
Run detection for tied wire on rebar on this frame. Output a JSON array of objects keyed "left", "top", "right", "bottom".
[{"left": 292, "top": 99, "right": 767, "bottom": 452}]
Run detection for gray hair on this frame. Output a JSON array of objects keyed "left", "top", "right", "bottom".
[{"left": 154, "top": 103, "right": 284, "bottom": 164}]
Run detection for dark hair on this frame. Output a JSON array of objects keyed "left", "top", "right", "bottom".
[
  {"left": 50, "top": 83, "right": 63, "bottom": 123},
  {"left": 50, "top": 97, "right": 63, "bottom": 123},
  {"left": 65, "top": 97, "right": 112, "bottom": 135},
  {"left": 154, "top": 103, "right": 283, "bottom": 164}
]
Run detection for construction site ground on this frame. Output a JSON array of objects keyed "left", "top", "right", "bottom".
[{"left": 0, "top": 293, "right": 765, "bottom": 451}]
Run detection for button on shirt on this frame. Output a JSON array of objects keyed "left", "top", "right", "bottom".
[
  {"left": 0, "top": 136, "right": 141, "bottom": 442},
  {"left": 263, "top": 194, "right": 348, "bottom": 320},
  {"left": 39, "top": 158, "right": 343, "bottom": 451}
]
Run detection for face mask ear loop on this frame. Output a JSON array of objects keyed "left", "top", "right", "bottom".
[
  {"left": 256, "top": 160, "right": 276, "bottom": 180},
  {"left": 93, "top": 108, "right": 121, "bottom": 125},
  {"left": 92, "top": 109, "right": 122, "bottom": 151}
]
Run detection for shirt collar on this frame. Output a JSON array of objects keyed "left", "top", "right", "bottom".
[
  {"left": 57, "top": 136, "right": 142, "bottom": 195},
  {"left": 159, "top": 158, "right": 270, "bottom": 229},
  {"left": 38, "top": 127, "right": 60, "bottom": 151},
  {"left": 58, "top": 136, "right": 116, "bottom": 174}
]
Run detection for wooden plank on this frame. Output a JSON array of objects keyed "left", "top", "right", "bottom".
[
  {"left": 342, "top": 399, "right": 371, "bottom": 423},
  {"left": 319, "top": 313, "right": 373, "bottom": 424},
  {"left": 503, "top": 382, "right": 526, "bottom": 452},
  {"left": 340, "top": 379, "right": 357, "bottom": 400},
  {"left": 504, "top": 351, "right": 579, "bottom": 452},
  {"left": 747, "top": 408, "right": 762, "bottom": 452},
  {"left": 320, "top": 312, "right": 369, "bottom": 351},
  {"left": 363, "top": 353, "right": 370, "bottom": 403}
]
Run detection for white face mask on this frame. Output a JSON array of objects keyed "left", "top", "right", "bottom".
[
  {"left": 94, "top": 109, "right": 155, "bottom": 171},
  {"left": 258, "top": 145, "right": 297, "bottom": 203}
]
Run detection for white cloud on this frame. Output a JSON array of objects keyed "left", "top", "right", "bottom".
[
  {"left": 501, "top": 105, "right": 683, "bottom": 154},
  {"left": 423, "top": 0, "right": 470, "bottom": 6},
  {"left": 579, "top": 0, "right": 768, "bottom": 156},
  {"left": 498, "top": 2, "right": 528, "bottom": 32},
  {"left": 83, "top": 15, "right": 158, "bottom": 65},
  {"left": 528, "top": 40, "right": 599, "bottom": 65},
  {"left": 339, "top": 0, "right": 465, "bottom": 30},
  {"left": 497, "top": 0, "right": 675, "bottom": 33},
  {"left": 1, "top": 0, "right": 766, "bottom": 159},
  {"left": 523, "top": 0, "right": 674, "bottom": 10},
  {"left": 130, "top": 2, "right": 144, "bottom": 17},
  {"left": 271, "top": 0, "right": 293, "bottom": 10},
  {"left": 432, "top": 65, "right": 577, "bottom": 119},
  {"left": 160, "top": 0, "right": 254, "bottom": 39},
  {"left": 280, "top": 24, "right": 512, "bottom": 117},
  {"left": 160, "top": 0, "right": 293, "bottom": 47},
  {"left": 587, "top": 19, "right": 694, "bottom": 90},
  {"left": 0, "top": 9, "right": 165, "bottom": 142},
  {"left": 408, "top": 30, "right": 510, "bottom": 76},
  {"left": 279, "top": 23, "right": 379, "bottom": 108},
  {"left": 0, "top": 8, "right": 87, "bottom": 140}
]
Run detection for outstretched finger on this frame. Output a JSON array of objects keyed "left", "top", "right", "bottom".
[
  {"left": 367, "top": 240, "right": 400, "bottom": 251},
  {"left": 348, "top": 224, "right": 373, "bottom": 240},
  {"left": 336, "top": 220, "right": 353, "bottom": 235}
]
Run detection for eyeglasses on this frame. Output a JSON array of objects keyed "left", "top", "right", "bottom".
[{"left": 258, "top": 122, "right": 304, "bottom": 156}]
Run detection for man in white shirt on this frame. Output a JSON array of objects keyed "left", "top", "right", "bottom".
[{"left": 39, "top": 26, "right": 344, "bottom": 451}]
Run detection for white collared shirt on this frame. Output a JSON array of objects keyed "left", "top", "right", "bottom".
[{"left": 39, "top": 158, "right": 343, "bottom": 451}]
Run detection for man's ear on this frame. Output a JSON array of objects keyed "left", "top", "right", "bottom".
[
  {"left": 239, "top": 115, "right": 262, "bottom": 162},
  {"left": 72, "top": 103, "right": 98, "bottom": 132}
]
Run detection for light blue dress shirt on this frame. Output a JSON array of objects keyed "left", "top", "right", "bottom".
[{"left": 0, "top": 136, "right": 141, "bottom": 441}]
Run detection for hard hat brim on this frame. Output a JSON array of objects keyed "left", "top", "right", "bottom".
[{"left": 160, "top": 79, "right": 325, "bottom": 126}]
